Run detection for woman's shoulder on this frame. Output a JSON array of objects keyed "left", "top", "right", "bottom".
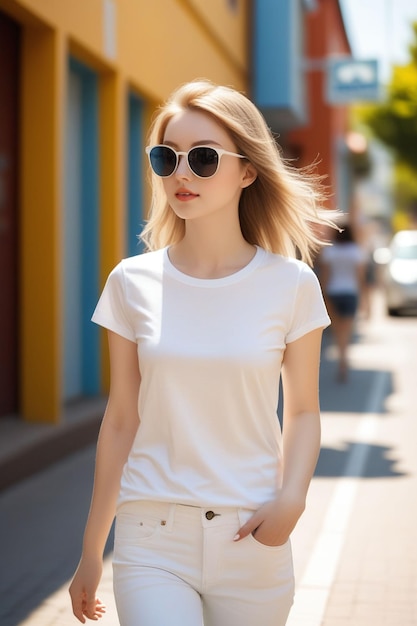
[
  {"left": 101, "top": 250, "right": 166, "bottom": 292},
  {"left": 114, "top": 248, "right": 165, "bottom": 274},
  {"left": 260, "top": 249, "right": 317, "bottom": 281},
  {"left": 262, "top": 248, "right": 312, "bottom": 269}
]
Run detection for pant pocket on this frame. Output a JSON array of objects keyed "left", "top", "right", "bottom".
[
  {"left": 248, "top": 532, "right": 291, "bottom": 552},
  {"left": 114, "top": 503, "right": 166, "bottom": 546}
]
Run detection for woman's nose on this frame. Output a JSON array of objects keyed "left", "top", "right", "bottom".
[{"left": 175, "top": 155, "right": 192, "bottom": 179}]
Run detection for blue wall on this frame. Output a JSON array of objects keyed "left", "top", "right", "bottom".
[
  {"left": 253, "top": 0, "right": 306, "bottom": 129},
  {"left": 68, "top": 58, "right": 100, "bottom": 396}
]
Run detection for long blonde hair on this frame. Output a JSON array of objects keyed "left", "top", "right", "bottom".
[{"left": 141, "top": 79, "right": 337, "bottom": 265}]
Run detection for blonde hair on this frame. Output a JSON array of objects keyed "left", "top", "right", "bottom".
[{"left": 141, "top": 79, "right": 337, "bottom": 265}]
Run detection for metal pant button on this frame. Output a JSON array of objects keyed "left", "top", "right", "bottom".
[{"left": 205, "top": 510, "right": 219, "bottom": 520}]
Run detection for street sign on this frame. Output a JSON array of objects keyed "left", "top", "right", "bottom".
[{"left": 326, "top": 58, "right": 380, "bottom": 104}]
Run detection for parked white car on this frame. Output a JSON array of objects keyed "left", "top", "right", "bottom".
[{"left": 374, "top": 230, "right": 417, "bottom": 316}]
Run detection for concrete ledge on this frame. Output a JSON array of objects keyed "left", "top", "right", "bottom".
[{"left": 0, "top": 397, "right": 107, "bottom": 492}]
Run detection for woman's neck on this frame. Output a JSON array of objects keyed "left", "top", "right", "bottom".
[{"left": 169, "top": 224, "right": 256, "bottom": 279}]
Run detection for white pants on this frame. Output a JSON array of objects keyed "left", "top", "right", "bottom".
[{"left": 113, "top": 500, "right": 294, "bottom": 626}]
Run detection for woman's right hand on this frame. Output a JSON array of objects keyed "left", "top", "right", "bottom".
[
  {"left": 69, "top": 555, "right": 106, "bottom": 623},
  {"left": 69, "top": 332, "right": 141, "bottom": 622}
]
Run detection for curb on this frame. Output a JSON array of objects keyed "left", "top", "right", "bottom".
[{"left": 0, "top": 399, "right": 106, "bottom": 492}]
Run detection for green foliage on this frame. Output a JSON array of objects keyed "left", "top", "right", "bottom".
[
  {"left": 356, "top": 21, "right": 417, "bottom": 229},
  {"left": 360, "top": 22, "right": 417, "bottom": 170},
  {"left": 393, "top": 162, "right": 417, "bottom": 230},
  {"left": 396, "top": 163, "right": 417, "bottom": 208}
]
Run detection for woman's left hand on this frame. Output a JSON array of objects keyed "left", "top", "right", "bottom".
[{"left": 234, "top": 492, "right": 305, "bottom": 547}]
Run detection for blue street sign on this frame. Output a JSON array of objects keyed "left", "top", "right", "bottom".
[{"left": 326, "top": 58, "right": 380, "bottom": 104}]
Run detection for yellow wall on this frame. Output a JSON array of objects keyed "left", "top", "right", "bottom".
[
  {"left": 0, "top": 0, "right": 250, "bottom": 422},
  {"left": 5, "top": 0, "right": 248, "bottom": 94},
  {"left": 20, "top": 25, "right": 65, "bottom": 422}
]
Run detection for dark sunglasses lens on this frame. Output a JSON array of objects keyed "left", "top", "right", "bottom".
[
  {"left": 149, "top": 146, "right": 177, "bottom": 177},
  {"left": 189, "top": 147, "right": 219, "bottom": 177}
]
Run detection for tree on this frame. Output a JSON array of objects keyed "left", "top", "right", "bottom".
[
  {"left": 359, "top": 22, "right": 417, "bottom": 227},
  {"left": 362, "top": 22, "right": 417, "bottom": 170}
]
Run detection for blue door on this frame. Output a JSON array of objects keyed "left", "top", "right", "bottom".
[{"left": 63, "top": 59, "right": 100, "bottom": 400}]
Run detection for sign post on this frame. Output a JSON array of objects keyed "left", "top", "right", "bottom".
[{"left": 326, "top": 58, "right": 380, "bottom": 104}]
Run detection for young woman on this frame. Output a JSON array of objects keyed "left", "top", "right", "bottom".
[{"left": 69, "top": 79, "right": 336, "bottom": 626}]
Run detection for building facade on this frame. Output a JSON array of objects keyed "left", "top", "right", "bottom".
[
  {"left": 0, "top": 0, "right": 351, "bottom": 425},
  {"left": 285, "top": 0, "right": 352, "bottom": 212}
]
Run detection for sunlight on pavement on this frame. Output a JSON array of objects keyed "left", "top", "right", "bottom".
[{"left": 18, "top": 558, "right": 118, "bottom": 626}]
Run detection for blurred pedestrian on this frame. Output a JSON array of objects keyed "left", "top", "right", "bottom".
[
  {"left": 69, "top": 79, "right": 336, "bottom": 626},
  {"left": 319, "top": 224, "right": 365, "bottom": 382}
]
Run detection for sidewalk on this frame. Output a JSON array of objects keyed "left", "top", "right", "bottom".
[{"left": 14, "top": 555, "right": 119, "bottom": 626}]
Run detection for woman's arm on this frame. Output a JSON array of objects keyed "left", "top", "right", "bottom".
[
  {"left": 280, "top": 327, "right": 322, "bottom": 498},
  {"left": 69, "top": 330, "right": 141, "bottom": 622},
  {"left": 234, "top": 328, "right": 323, "bottom": 545}
]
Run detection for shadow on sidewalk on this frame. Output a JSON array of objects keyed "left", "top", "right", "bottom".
[
  {"left": 319, "top": 367, "right": 393, "bottom": 414},
  {"left": 315, "top": 321, "right": 404, "bottom": 479},
  {"left": 318, "top": 322, "right": 394, "bottom": 414},
  {"left": 315, "top": 441, "right": 407, "bottom": 478}
]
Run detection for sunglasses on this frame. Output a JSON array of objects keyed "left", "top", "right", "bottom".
[{"left": 145, "top": 145, "right": 246, "bottom": 179}]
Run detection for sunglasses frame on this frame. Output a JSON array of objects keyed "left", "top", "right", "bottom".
[{"left": 145, "top": 144, "right": 246, "bottom": 179}]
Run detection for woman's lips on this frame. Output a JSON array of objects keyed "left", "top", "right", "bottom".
[{"left": 175, "top": 189, "right": 198, "bottom": 201}]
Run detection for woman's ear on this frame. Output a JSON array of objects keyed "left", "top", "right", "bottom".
[{"left": 241, "top": 162, "right": 257, "bottom": 189}]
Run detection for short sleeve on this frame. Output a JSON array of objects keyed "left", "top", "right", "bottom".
[
  {"left": 91, "top": 262, "right": 136, "bottom": 342},
  {"left": 286, "top": 264, "right": 330, "bottom": 343}
]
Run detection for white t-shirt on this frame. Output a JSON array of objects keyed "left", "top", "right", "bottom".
[
  {"left": 92, "top": 246, "right": 330, "bottom": 510},
  {"left": 320, "top": 242, "right": 364, "bottom": 295}
]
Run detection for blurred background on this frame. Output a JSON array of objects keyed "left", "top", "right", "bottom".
[{"left": 0, "top": 1, "right": 417, "bottom": 625}]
